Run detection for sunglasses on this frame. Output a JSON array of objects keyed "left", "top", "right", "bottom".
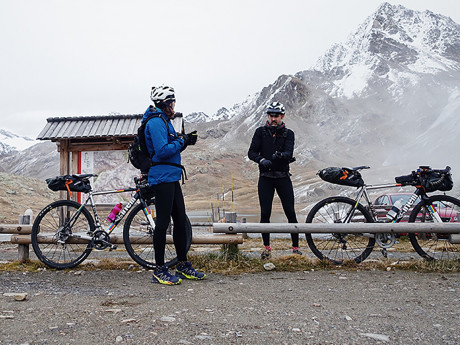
[{"left": 267, "top": 113, "right": 281, "bottom": 117}]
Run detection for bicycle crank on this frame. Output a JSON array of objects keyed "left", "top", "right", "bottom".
[
  {"left": 92, "top": 230, "right": 117, "bottom": 250},
  {"left": 375, "top": 232, "right": 396, "bottom": 249}
]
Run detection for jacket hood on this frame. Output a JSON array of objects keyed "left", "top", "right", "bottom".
[{"left": 142, "top": 105, "right": 168, "bottom": 122}]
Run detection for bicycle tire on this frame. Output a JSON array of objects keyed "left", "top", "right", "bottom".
[
  {"left": 31, "top": 200, "right": 94, "bottom": 269},
  {"left": 305, "top": 196, "right": 376, "bottom": 264},
  {"left": 408, "top": 195, "right": 460, "bottom": 261},
  {"left": 123, "top": 199, "right": 192, "bottom": 269}
]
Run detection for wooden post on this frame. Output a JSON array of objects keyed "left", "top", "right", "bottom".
[
  {"left": 58, "top": 140, "right": 71, "bottom": 200},
  {"left": 18, "top": 209, "right": 33, "bottom": 262}
]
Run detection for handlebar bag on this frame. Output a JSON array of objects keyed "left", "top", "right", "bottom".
[{"left": 422, "top": 170, "right": 453, "bottom": 192}]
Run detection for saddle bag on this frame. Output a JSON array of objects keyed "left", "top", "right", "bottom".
[
  {"left": 46, "top": 175, "right": 92, "bottom": 194},
  {"left": 317, "top": 167, "right": 364, "bottom": 188}
]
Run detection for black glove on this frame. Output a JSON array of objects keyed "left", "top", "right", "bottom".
[
  {"left": 259, "top": 159, "right": 272, "bottom": 169},
  {"left": 271, "top": 151, "right": 284, "bottom": 161},
  {"left": 181, "top": 130, "right": 198, "bottom": 146},
  {"left": 137, "top": 174, "right": 149, "bottom": 190}
]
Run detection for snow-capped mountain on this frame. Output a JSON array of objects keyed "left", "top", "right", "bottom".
[
  {"left": 185, "top": 95, "right": 261, "bottom": 123},
  {"left": 2, "top": 2, "right": 460, "bottom": 206},
  {"left": 300, "top": 2, "right": 460, "bottom": 173},
  {"left": 210, "top": 2, "right": 460, "bottom": 172},
  {"left": 313, "top": 2, "right": 460, "bottom": 100},
  {"left": 185, "top": 111, "right": 210, "bottom": 123},
  {"left": 0, "top": 129, "right": 37, "bottom": 154}
]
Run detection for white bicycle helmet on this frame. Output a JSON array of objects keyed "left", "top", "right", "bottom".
[
  {"left": 150, "top": 85, "right": 175, "bottom": 104},
  {"left": 267, "top": 101, "right": 285, "bottom": 114}
]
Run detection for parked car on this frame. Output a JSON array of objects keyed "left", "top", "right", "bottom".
[{"left": 374, "top": 192, "right": 458, "bottom": 223}]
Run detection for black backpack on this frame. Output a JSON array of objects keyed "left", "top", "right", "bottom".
[{"left": 128, "top": 114, "right": 168, "bottom": 173}]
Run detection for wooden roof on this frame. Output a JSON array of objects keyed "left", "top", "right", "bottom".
[
  {"left": 37, "top": 114, "right": 142, "bottom": 140},
  {"left": 37, "top": 114, "right": 143, "bottom": 151}
]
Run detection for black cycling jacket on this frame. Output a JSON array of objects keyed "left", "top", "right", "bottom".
[{"left": 248, "top": 122, "right": 295, "bottom": 178}]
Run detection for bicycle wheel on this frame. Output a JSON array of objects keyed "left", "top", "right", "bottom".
[
  {"left": 123, "top": 199, "right": 193, "bottom": 269},
  {"left": 31, "top": 200, "right": 94, "bottom": 269},
  {"left": 408, "top": 195, "right": 460, "bottom": 261},
  {"left": 305, "top": 196, "right": 375, "bottom": 264}
]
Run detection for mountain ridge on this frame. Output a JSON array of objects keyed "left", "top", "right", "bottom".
[{"left": 1, "top": 3, "right": 460, "bottom": 221}]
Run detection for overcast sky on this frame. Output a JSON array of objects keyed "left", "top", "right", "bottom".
[{"left": 1, "top": 0, "right": 459, "bottom": 138}]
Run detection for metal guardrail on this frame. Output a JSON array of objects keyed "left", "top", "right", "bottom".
[{"left": 213, "top": 222, "right": 460, "bottom": 234}]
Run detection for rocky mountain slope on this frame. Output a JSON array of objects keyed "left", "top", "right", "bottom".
[{"left": 1, "top": 3, "right": 460, "bottom": 223}]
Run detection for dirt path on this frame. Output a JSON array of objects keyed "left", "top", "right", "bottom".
[{"left": 1, "top": 269, "right": 459, "bottom": 344}]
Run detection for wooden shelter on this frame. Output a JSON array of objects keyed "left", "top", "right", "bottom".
[{"left": 37, "top": 114, "right": 142, "bottom": 176}]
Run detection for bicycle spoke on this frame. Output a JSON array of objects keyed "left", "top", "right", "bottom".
[
  {"left": 409, "top": 195, "right": 460, "bottom": 262},
  {"left": 306, "top": 197, "right": 375, "bottom": 264},
  {"left": 31, "top": 201, "right": 94, "bottom": 269},
  {"left": 123, "top": 201, "right": 192, "bottom": 269}
]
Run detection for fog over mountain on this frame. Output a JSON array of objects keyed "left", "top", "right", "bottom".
[
  {"left": 199, "top": 2, "right": 460, "bottom": 181},
  {"left": 1, "top": 2, "right": 460, "bottom": 209}
]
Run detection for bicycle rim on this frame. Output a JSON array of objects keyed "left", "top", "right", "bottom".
[
  {"left": 31, "top": 200, "right": 94, "bottom": 269},
  {"left": 123, "top": 200, "right": 192, "bottom": 269},
  {"left": 305, "top": 197, "right": 375, "bottom": 264},
  {"left": 408, "top": 195, "right": 460, "bottom": 261}
]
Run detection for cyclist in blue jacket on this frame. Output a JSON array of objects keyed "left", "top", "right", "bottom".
[{"left": 145, "top": 85, "right": 206, "bottom": 285}]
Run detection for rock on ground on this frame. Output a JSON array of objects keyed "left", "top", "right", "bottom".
[{"left": 0, "top": 270, "right": 459, "bottom": 344}]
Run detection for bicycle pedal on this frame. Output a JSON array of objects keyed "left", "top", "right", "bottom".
[{"left": 109, "top": 244, "right": 118, "bottom": 251}]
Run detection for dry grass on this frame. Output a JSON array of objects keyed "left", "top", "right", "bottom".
[{"left": 1, "top": 249, "right": 459, "bottom": 274}]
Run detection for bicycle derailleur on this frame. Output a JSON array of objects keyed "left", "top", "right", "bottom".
[{"left": 91, "top": 230, "right": 117, "bottom": 251}]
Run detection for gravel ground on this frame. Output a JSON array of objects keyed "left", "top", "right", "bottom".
[{"left": 1, "top": 268, "right": 460, "bottom": 345}]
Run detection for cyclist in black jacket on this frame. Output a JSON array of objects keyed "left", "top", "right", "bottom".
[{"left": 248, "top": 101, "right": 302, "bottom": 259}]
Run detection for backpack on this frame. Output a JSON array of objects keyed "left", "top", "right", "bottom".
[{"left": 128, "top": 114, "right": 168, "bottom": 173}]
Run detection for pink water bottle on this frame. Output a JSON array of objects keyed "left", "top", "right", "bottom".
[{"left": 107, "top": 203, "right": 122, "bottom": 222}]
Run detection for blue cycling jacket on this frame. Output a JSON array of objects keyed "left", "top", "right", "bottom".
[{"left": 143, "top": 106, "right": 184, "bottom": 185}]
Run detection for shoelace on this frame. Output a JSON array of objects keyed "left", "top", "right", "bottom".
[
  {"left": 180, "top": 267, "right": 196, "bottom": 275},
  {"left": 156, "top": 270, "right": 173, "bottom": 281}
]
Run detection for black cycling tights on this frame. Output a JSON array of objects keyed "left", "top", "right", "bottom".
[
  {"left": 258, "top": 176, "right": 299, "bottom": 247},
  {"left": 151, "top": 181, "right": 188, "bottom": 266}
]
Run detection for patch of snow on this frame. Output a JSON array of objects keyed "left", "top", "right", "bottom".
[{"left": 0, "top": 129, "right": 37, "bottom": 152}]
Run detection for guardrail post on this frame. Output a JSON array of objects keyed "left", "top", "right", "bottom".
[
  {"left": 241, "top": 217, "right": 248, "bottom": 239},
  {"left": 18, "top": 209, "right": 33, "bottom": 262},
  {"left": 221, "top": 212, "right": 239, "bottom": 259}
]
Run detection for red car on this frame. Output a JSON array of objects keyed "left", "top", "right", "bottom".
[{"left": 373, "top": 192, "right": 458, "bottom": 222}]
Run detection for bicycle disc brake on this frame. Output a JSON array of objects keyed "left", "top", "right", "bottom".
[{"left": 375, "top": 232, "right": 396, "bottom": 249}]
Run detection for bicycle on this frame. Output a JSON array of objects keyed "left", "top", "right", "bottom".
[
  {"left": 31, "top": 174, "right": 192, "bottom": 270},
  {"left": 305, "top": 166, "right": 460, "bottom": 264}
]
